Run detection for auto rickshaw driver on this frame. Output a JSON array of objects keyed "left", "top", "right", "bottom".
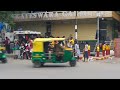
[{"left": 48, "top": 42, "right": 54, "bottom": 60}]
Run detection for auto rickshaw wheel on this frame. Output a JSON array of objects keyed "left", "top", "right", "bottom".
[
  {"left": 41, "top": 63, "right": 44, "bottom": 67},
  {"left": 33, "top": 61, "right": 41, "bottom": 68},
  {"left": 2, "top": 59, "right": 7, "bottom": 63},
  {"left": 69, "top": 60, "right": 76, "bottom": 67}
]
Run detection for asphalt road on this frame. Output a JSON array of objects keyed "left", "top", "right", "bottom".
[{"left": 0, "top": 58, "right": 120, "bottom": 79}]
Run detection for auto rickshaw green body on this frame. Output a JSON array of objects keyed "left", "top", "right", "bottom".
[
  {"left": 0, "top": 46, "right": 7, "bottom": 63},
  {"left": 32, "top": 38, "right": 76, "bottom": 68}
]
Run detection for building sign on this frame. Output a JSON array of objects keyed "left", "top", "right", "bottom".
[{"left": 13, "top": 11, "right": 112, "bottom": 21}]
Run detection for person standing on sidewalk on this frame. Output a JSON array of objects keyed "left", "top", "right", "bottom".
[
  {"left": 83, "top": 42, "right": 89, "bottom": 62},
  {"left": 74, "top": 40, "right": 81, "bottom": 61},
  {"left": 88, "top": 43, "right": 91, "bottom": 57},
  {"left": 102, "top": 43, "right": 106, "bottom": 56},
  {"left": 4, "top": 37, "right": 10, "bottom": 54},
  {"left": 96, "top": 44, "right": 100, "bottom": 57}
]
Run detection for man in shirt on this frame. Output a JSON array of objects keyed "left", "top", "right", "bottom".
[{"left": 83, "top": 42, "right": 89, "bottom": 62}]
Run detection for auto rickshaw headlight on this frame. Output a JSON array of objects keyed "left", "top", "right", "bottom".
[
  {"left": 42, "top": 58, "right": 45, "bottom": 60},
  {"left": 2, "top": 55, "right": 6, "bottom": 58}
]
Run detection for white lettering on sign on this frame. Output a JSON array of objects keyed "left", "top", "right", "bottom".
[
  {"left": 29, "top": 13, "right": 32, "bottom": 19},
  {"left": 32, "top": 13, "right": 37, "bottom": 18},
  {"left": 49, "top": 12, "right": 54, "bottom": 18},
  {"left": 25, "top": 14, "right": 28, "bottom": 19},
  {"left": 54, "top": 12, "right": 59, "bottom": 17},
  {"left": 44, "top": 12, "right": 48, "bottom": 18},
  {"left": 68, "top": 11, "right": 74, "bottom": 17},
  {"left": 14, "top": 11, "right": 106, "bottom": 19},
  {"left": 21, "top": 14, "right": 25, "bottom": 19},
  {"left": 38, "top": 12, "right": 43, "bottom": 18},
  {"left": 29, "top": 13, "right": 37, "bottom": 19}
]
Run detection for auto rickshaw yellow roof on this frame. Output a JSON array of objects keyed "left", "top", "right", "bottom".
[{"left": 33, "top": 38, "right": 65, "bottom": 42}]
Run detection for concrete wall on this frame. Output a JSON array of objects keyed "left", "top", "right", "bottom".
[
  {"left": 15, "top": 21, "right": 97, "bottom": 40},
  {"left": 15, "top": 21, "right": 114, "bottom": 41},
  {"left": 52, "top": 22, "right": 97, "bottom": 40},
  {"left": 107, "top": 21, "right": 113, "bottom": 40}
]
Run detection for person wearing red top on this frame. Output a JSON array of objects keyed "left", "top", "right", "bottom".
[{"left": 4, "top": 37, "right": 10, "bottom": 54}]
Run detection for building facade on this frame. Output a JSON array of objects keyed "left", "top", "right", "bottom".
[{"left": 13, "top": 11, "right": 120, "bottom": 42}]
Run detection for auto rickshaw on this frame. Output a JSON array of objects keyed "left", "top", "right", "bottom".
[
  {"left": 0, "top": 44, "right": 7, "bottom": 63},
  {"left": 32, "top": 38, "right": 76, "bottom": 68}
]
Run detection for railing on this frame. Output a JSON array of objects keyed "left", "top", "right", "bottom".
[{"left": 13, "top": 11, "right": 113, "bottom": 22}]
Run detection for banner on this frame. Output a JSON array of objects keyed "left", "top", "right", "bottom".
[{"left": 0, "top": 22, "right": 4, "bottom": 31}]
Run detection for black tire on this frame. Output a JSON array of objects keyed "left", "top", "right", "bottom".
[
  {"left": 33, "top": 61, "right": 41, "bottom": 68},
  {"left": 41, "top": 63, "right": 44, "bottom": 67},
  {"left": 69, "top": 60, "right": 76, "bottom": 67},
  {"left": 2, "top": 59, "right": 7, "bottom": 63}
]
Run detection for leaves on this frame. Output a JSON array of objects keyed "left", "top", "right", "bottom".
[{"left": 0, "top": 11, "right": 15, "bottom": 29}]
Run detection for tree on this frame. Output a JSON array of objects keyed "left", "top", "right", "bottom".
[{"left": 0, "top": 11, "right": 15, "bottom": 29}]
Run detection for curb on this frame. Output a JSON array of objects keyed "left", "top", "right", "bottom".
[
  {"left": 6, "top": 54, "right": 14, "bottom": 58},
  {"left": 79, "top": 55, "right": 113, "bottom": 61},
  {"left": 93, "top": 55, "right": 112, "bottom": 60}
]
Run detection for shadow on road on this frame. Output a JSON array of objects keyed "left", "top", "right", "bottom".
[
  {"left": 0, "top": 62, "right": 7, "bottom": 64},
  {"left": 27, "top": 64, "right": 71, "bottom": 69},
  {"left": 42, "top": 65, "right": 69, "bottom": 68}
]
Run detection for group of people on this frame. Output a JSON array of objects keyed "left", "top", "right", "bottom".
[
  {"left": 14, "top": 37, "right": 33, "bottom": 59},
  {"left": 44, "top": 35, "right": 90, "bottom": 62},
  {"left": 66, "top": 36, "right": 90, "bottom": 62},
  {"left": 3, "top": 34, "right": 90, "bottom": 61},
  {"left": 44, "top": 35, "right": 81, "bottom": 61}
]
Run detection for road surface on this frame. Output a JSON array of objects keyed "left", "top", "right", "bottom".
[{"left": 0, "top": 58, "right": 120, "bottom": 79}]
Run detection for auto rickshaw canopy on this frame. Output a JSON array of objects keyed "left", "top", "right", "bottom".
[
  {"left": 33, "top": 38, "right": 65, "bottom": 52},
  {"left": 33, "top": 38, "right": 65, "bottom": 42}
]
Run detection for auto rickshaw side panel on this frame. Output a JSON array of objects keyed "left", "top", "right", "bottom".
[
  {"left": 0, "top": 47, "right": 6, "bottom": 60},
  {"left": 63, "top": 50, "right": 73, "bottom": 62},
  {"left": 33, "top": 41, "right": 44, "bottom": 52},
  {"left": 32, "top": 41, "right": 44, "bottom": 62},
  {"left": 32, "top": 52, "right": 45, "bottom": 62}
]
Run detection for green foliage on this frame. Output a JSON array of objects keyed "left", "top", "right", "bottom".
[{"left": 0, "top": 11, "right": 15, "bottom": 29}]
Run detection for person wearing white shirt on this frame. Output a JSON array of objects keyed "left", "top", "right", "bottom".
[
  {"left": 83, "top": 42, "right": 89, "bottom": 62},
  {"left": 74, "top": 41, "right": 81, "bottom": 60}
]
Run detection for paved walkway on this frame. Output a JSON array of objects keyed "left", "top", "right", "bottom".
[{"left": 6, "top": 50, "right": 120, "bottom": 64}]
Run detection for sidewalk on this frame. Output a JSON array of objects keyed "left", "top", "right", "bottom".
[
  {"left": 103, "top": 57, "right": 120, "bottom": 64},
  {"left": 6, "top": 50, "right": 120, "bottom": 63},
  {"left": 6, "top": 53, "right": 14, "bottom": 58}
]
